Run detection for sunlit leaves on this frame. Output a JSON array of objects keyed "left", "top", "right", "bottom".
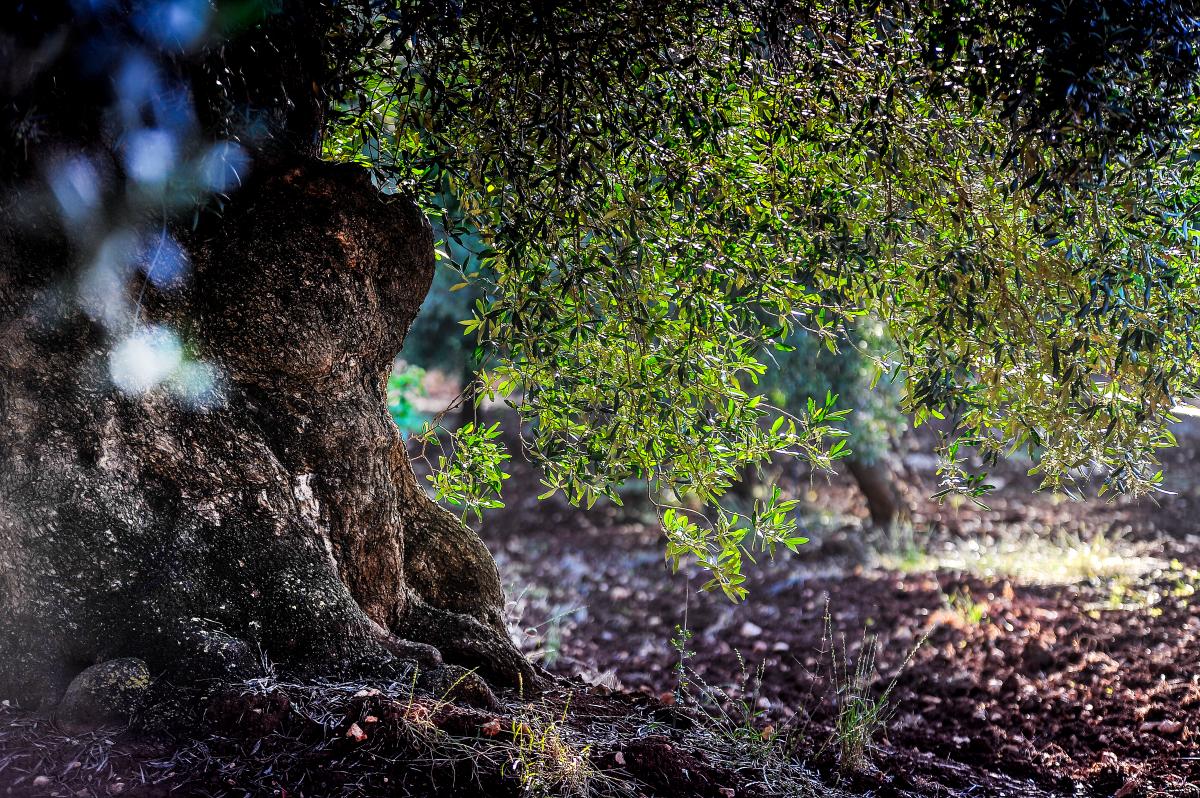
[
  {"left": 325, "top": 1, "right": 1200, "bottom": 595},
  {"left": 422, "top": 421, "right": 511, "bottom": 522},
  {"left": 661, "top": 485, "right": 809, "bottom": 602}
]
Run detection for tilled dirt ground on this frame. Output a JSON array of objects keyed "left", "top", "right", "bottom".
[{"left": 487, "top": 422, "right": 1200, "bottom": 798}]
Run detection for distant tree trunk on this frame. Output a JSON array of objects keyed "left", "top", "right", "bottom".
[
  {"left": 845, "top": 457, "right": 902, "bottom": 529},
  {"left": 0, "top": 159, "right": 531, "bottom": 706}
]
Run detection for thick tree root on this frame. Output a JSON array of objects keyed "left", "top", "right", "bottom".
[
  {"left": 398, "top": 601, "right": 538, "bottom": 690},
  {"left": 367, "top": 621, "right": 443, "bottom": 671}
]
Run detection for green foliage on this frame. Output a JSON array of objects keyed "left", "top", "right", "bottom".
[
  {"left": 922, "top": 0, "right": 1200, "bottom": 158},
  {"left": 422, "top": 421, "right": 510, "bottom": 521},
  {"left": 943, "top": 588, "right": 990, "bottom": 627},
  {"left": 843, "top": 82, "right": 1200, "bottom": 498},
  {"left": 761, "top": 320, "right": 904, "bottom": 466},
  {"left": 386, "top": 363, "right": 428, "bottom": 434},
  {"left": 403, "top": 213, "right": 488, "bottom": 379},
  {"left": 325, "top": 2, "right": 1200, "bottom": 595},
  {"left": 661, "top": 482, "right": 815, "bottom": 601}
]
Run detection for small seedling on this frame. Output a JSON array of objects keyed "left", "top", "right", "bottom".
[
  {"left": 943, "top": 587, "right": 989, "bottom": 626},
  {"left": 671, "top": 624, "right": 695, "bottom": 704}
]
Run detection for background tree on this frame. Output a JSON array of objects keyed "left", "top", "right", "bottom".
[
  {"left": 757, "top": 323, "right": 907, "bottom": 528},
  {"left": 1, "top": 0, "right": 1198, "bottom": 708}
]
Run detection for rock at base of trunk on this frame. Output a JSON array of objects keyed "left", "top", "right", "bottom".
[{"left": 56, "top": 658, "right": 151, "bottom": 728}]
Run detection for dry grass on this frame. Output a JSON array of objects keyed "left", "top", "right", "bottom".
[
  {"left": 821, "top": 610, "right": 925, "bottom": 774},
  {"left": 875, "top": 526, "right": 1163, "bottom": 586},
  {"left": 507, "top": 699, "right": 595, "bottom": 797},
  {"left": 0, "top": 669, "right": 850, "bottom": 798}
]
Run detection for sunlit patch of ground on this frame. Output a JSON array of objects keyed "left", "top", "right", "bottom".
[{"left": 874, "top": 526, "right": 1167, "bottom": 587}]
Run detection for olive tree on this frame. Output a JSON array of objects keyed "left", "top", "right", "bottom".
[{"left": 1, "top": 0, "right": 1197, "bottom": 705}]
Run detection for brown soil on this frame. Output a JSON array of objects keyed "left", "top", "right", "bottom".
[{"left": 487, "top": 420, "right": 1200, "bottom": 798}]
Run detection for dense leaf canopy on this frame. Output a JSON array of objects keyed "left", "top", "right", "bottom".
[
  {"left": 6, "top": 0, "right": 1199, "bottom": 598},
  {"left": 318, "top": 1, "right": 1200, "bottom": 596}
]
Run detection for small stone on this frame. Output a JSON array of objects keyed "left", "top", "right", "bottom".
[
  {"left": 405, "top": 702, "right": 432, "bottom": 725},
  {"left": 32, "top": 775, "right": 51, "bottom": 787},
  {"left": 719, "top": 788, "right": 736, "bottom": 798},
  {"left": 1114, "top": 778, "right": 1140, "bottom": 798},
  {"left": 57, "top": 658, "right": 150, "bottom": 728},
  {"left": 1158, "top": 720, "right": 1183, "bottom": 735},
  {"left": 613, "top": 751, "right": 626, "bottom": 766},
  {"left": 345, "top": 722, "right": 367, "bottom": 742},
  {"left": 739, "top": 621, "right": 763, "bottom": 638}
]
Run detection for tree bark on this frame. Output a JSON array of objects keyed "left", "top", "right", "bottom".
[
  {"left": 845, "top": 457, "right": 902, "bottom": 529},
  {"left": 0, "top": 159, "right": 530, "bottom": 707}
]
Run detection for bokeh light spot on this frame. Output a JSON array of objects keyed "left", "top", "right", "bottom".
[
  {"left": 48, "top": 156, "right": 102, "bottom": 226},
  {"left": 170, "top": 360, "right": 224, "bottom": 408},
  {"left": 79, "top": 232, "right": 138, "bottom": 327},
  {"left": 109, "top": 325, "right": 184, "bottom": 395},
  {"left": 138, "top": 231, "right": 190, "bottom": 289},
  {"left": 198, "top": 141, "right": 250, "bottom": 193},
  {"left": 114, "top": 53, "right": 162, "bottom": 128},
  {"left": 123, "top": 128, "right": 178, "bottom": 186},
  {"left": 134, "top": 0, "right": 212, "bottom": 52}
]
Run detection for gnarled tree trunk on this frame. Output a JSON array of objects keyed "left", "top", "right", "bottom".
[{"left": 0, "top": 159, "right": 530, "bottom": 707}]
